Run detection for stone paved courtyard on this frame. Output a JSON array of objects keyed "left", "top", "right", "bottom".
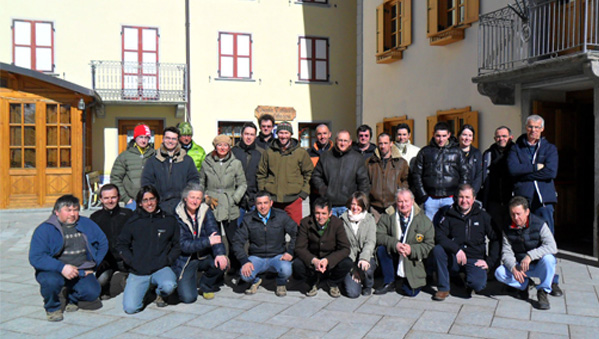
[{"left": 1, "top": 209, "right": 598, "bottom": 338}]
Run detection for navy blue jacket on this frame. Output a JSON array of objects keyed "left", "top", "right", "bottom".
[
  {"left": 507, "top": 135, "right": 558, "bottom": 205},
  {"left": 29, "top": 215, "right": 108, "bottom": 276},
  {"left": 172, "top": 202, "right": 226, "bottom": 278}
]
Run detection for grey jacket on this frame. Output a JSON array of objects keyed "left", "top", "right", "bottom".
[
  {"left": 340, "top": 212, "right": 377, "bottom": 262},
  {"left": 501, "top": 222, "right": 557, "bottom": 272}
]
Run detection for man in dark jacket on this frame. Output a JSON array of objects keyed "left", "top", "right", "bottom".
[
  {"left": 117, "top": 186, "right": 180, "bottom": 314},
  {"left": 367, "top": 133, "right": 409, "bottom": 221},
  {"left": 293, "top": 198, "right": 352, "bottom": 298},
  {"left": 432, "top": 184, "right": 499, "bottom": 301},
  {"left": 507, "top": 115, "right": 561, "bottom": 296},
  {"left": 479, "top": 126, "right": 514, "bottom": 234},
  {"left": 307, "top": 124, "right": 333, "bottom": 167},
  {"left": 232, "top": 122, "right": 264, "bottom": 225},
  {"left": 141, "top": 126, "right": 200, "bottom": 214},
  {"left": 256, "top": 114, "right": 275, "bottom": 149},
  {"left": 352, "top": 124, "right": 377, "bottom": 160},
  {"left": 412, "top": 122, "right": 468, "bottom": 221},
  {"left": 90, "top": 184, "right": 133, "bottom": 300},
  {"left": 312, "top": 130, "right": 370, "bottom": 216},
  {"left": 29, "top": 195, "right": 108, "bottom": 322},
  {"left": 494, "top": 196, "right": 557, "bottom": 310},
  {"left": 232, "top": 191, "right": 297, "bottom": 297}
]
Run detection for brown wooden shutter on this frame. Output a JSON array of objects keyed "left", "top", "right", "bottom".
[
  {"left": 427, "top": 0, "right": 438, "bottom": 37},
  {"left": 376, "top": 3, "right": 385, "bottom": 54},
  {"left": 400, "top": 0, "right": 412, "bottom": 48},
  {"left": 426, "top": 115, "right": 438, "bottom": 142},
  {"left": 463, "top": 110, "right": 479, "bottom": 148},
  {"left": 464, "top": 0, "right": 479, "bottom": 25}
]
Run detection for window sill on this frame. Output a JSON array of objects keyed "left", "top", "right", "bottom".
[
  {"left": 376, "top": 48, "right": 404, "bottom": 64},
  {"left": 428, "top": 25, "right": 470, "bottom": 46},
  {"left": 294, "top": 1, "right": 330, "bottom": 7},
  {"left": 214, "top": 77, "right": 256, "bottom": 82},
  {"left": 294, "top": 80, "right": 332, "bottom": 85}
]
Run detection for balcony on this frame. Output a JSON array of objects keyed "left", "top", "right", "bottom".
[{"left": 90, "top": 60, "right": 187, "bottom": 103}]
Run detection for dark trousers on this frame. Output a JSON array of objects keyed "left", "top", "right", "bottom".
[
  {"left": 292, "top": 257, "right": 353, "bottom": 287},
  {"left": 376, "top": 245, "right": 421, "bottom": 297},
  {"left": 177, "top": 255, "right": 225, "bottom": 303},
  {"left": 432, "top": 245, "right": 488, "bottom": 292},
  {"left": 221, "top": 219, "right": 241, "bottom": 273},
  {"left": 36, "top": 271, "right": 101, "bottom": 312}
]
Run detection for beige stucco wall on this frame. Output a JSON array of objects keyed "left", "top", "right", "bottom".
[{"left": 361, "top": 0, "right": 522, "bottom": 150}]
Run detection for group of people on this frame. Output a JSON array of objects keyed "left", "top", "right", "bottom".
[{"left": 29, "top": 113, "right": 562, "bottom": 323}]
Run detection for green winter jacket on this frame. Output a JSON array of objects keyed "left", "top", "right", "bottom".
[
  {"left": 199, "top": 152, "right": 247, "bottom": 222},
  {"left": 110, "top": 145, "right": 156, "bottom": 203},
  {"left": 183, "top": 140, "right": 206, "bottom": 172},
  {"left": 256, "top": 138, "right": 313, "bottom": 203},
  {"left": 376, "top": 203, "right": 434, "bottom": 289}
]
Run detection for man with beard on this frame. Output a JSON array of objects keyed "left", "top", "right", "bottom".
[{"left": 177, "top": 122, "right": 206, "bottom": 173}]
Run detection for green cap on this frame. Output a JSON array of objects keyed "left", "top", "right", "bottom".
[{"left": 177, "top": 122, "right": 193, "bottom": 136}]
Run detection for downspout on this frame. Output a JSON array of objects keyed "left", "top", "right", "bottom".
[{"left": 185, "top": 0, "right": 191, "bottom": 122}]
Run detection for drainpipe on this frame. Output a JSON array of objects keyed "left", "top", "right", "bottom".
[{"left": 185, "top": 0, "right": 191, "bottom": 122}]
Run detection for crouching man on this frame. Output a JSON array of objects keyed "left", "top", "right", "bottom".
[
  {"left": 494, "top": 196, "right": 557, "bottom": 310},
  {"left": 173, "top": 183, "right": 228, "bottom": 302},
  {"left": 29, "top": 195, "right": 108, "bottom": 322},
  {"left": 117, "top": 186, "right": 180, "bottom": 313}
]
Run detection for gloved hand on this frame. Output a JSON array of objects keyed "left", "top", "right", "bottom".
[{"left": 204, "top": 195, "right": 219, "bottom": 209}]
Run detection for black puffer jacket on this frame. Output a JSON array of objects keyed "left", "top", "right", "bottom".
[
  {"left": 436, "top": 202, "right": 500, "bottom": 268},
  {"left": 232, "top": 140, "right": 264, "bottom": 209},
  {"left": 311, "top": 147, "right": 371, "bottom": 207},
  {"left": 90, "top": 206, "right": 134, "bottom": 272},
  {"left": 412, "top": 137, "right": 468, "bottom": 203},
  {"left": 463, "top": 146, "right": 483, "bottom": 194}
]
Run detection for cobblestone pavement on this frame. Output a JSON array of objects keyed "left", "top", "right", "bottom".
[{"left": 1, "top": 209, "right": 598, "bottom": 338}]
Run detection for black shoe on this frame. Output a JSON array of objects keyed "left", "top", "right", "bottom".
[
  {"left": 362, "top": 288, "right": 372, "bottom": 296},
  {"left": 550, "top": 283, "right": 563, "bottom": 297},
  {"left": 79, "top": 298, "right": 103, "bottom": 310},
  {"left": 374, "top": 282, "right": 395, "bottom": 295},
  {"left": 537, "top": 289, "right": 550, "bottom": 310},
  {"left": 518, "top": 287, "right": 529, "bottom": 301}
]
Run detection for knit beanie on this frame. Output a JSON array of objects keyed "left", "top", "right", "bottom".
[
  {"left": 277, "top": 121, "right": 293, "bottom": 134},
  {"left": 212, "top": 134, "right": 233, "bottom": 147},
  {"left": 177, "top": 122, "right": 193, "bottom": 136},
  {"left": 133, "top": 124, "right": 151, "bottom": 139}
]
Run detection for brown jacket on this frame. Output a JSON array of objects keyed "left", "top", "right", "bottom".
[
  {"left": 295, "top": 215, "right": 351, "bottom": 269},
  {"left": 366, "top": 146, "right": 409, "bottom": 210}
]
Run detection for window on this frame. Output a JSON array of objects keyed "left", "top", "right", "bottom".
[
  {"left": 12, "top": 20, "right": 54, "bottom": 72},
  {"left": 9, "top": 103, "right": 36, "bottom": 168},
  {"left": 46, "top": 104, "right": 72, "bottom": 168},
  {"left": 218, "top": 32, "right": 252, "bottom": 79},
  {"left": 427, "top": 0, "right": 479, "bottom": 46},
  {"left": 298, "top": 37, "right": 329, "bottom": 82},
  {"left": 122, "top": 26, "right": 159, "bottom": 99},
  {"left": 218, "top": 121, "right": 253, "bottom": 145},
  {"left": 427, "top": 106, "right": 478, "bottom": 148},
  {"left": 375, "top": 115, "right": 414, "bottom": 144},
  {"left": 376, "top": 0, "right": 412, "bottom": 64}
]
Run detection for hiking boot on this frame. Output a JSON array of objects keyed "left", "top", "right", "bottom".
[
  {"left": 202, "top": 292, "right": 215, "bottom": 300},
  {"left": 433, "top": 290, "right": 450, "bottom": 301},
  {"left": 550, "top": 283, "right": 563, "bottom": 297},
  {"left": 275, "top": 285, "right": 287, "bottom": 297},
  {"left": 109, "top": 272, "right": 128, "bottom": 297},
  {"left": 537, "top": 289, "right": 550, "bottom": 310},
  {"left": 362, "top": 287, "right": 372, "bottom": 296},
  {"left": 306, "top": 284, "right": 318, "bottom": 297},
  {"left": 65, "top": 303, "right": 79, "bottom": 312},
  {"left": 245, "top": 278, "right": 262, "bottom": 295},
  {"left": 518, "top": 287, "right": 529, "bottom": 301},
  {"left": 374, "top": 282, "right": 395, "bottom": 295},
  {"left": 79, "top": 298, "right": 103, "bottom": 310},
  {"left": 46, "top": 309, "right": 63, "bottom": 322},
  {"left": 329, "top": 286, "right": 341, "bottom": 298},
  {"left": 155, "top": 295, "right": 167, "bottom": 307}
]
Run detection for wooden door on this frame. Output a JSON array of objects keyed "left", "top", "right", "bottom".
[
  {"left": 118, "top": 119, "right": 163, "bottom": 153},
  {"left": 376, "top": 115, "right": 415, "bottom": 144}
]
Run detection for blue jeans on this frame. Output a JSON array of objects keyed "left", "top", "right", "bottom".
[
  {"left": 35, "top": 271, "right": 101, "bottom": 312},
  {"left": 239, "top": 254, "right": 292, "bottom": 286},
  {"left": 343, "top": 257, "right": 377, "bottom": 298},
  {"left": 177, "top": 256, "right": 224, "bottom": 303},
  {"left": 531, "top": 202, "right": 559, "bottom": 285},
  {"left": 494, "top": 254, "right": 556, "bottom": 293},
  {"left": 237, "top": 206, "right": 255, "bottom": 226},
  {"left": 376, "top": 246, "right": 421, "bottom": 297},
  {"left": 331, "top": 206, "right": 348, "bottom": 217},
  {"left": 122, "top": 267, "right": 177, "bottom": 314},
  {"left": 432, "top": 245, "right": 488, "bottom": 292},
  {"left": 423, "top": 196, "right": 454, "bottom": 222}
]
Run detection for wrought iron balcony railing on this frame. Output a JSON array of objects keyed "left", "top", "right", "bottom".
[
  {"left": 478, "top": 0, "right": 598, "bottom": 74},
  {"left": 90, "top": 60, "right": 187, "bottom": 102}
]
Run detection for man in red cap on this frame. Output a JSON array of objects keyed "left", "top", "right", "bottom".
[{"left": 110, "top": 124, "right": 156, "bottom": 210}]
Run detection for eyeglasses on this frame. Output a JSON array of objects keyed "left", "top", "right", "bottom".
[
  {"left": 142, "top": 197, "right": 157, "bottom": 203},
  {"left": 526, "top": 125, "right": 542, "bottom": 130}
]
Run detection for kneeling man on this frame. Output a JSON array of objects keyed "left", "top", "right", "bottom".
[
  {"left": 293, "top": 198, "right": 352, "bottom": 298},
  {"left": 432, "top": 184, "right": 499, "bottom": 301},
  {"left": 495, "top": 196, "right": 557, "bottom": 310},
  {"left": 29, "top": 195, "right": 108, "bottom": 322},
  {"left": 233, "top": 191, "right": 297, "bottom": 296}
]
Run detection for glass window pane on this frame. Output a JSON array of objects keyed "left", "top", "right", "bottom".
[
  {"left": 10, "top": 104, "right": 21, "bottom": 123},
  {"left": 123, "top": 27, "right": 138, "bottom": 50},
  {"left": 35, "top": 22, "right": 52, "bottom": 46},
  {"left": 14, "top": 46, "right": 31, "bottom": 69},
  {"left": 142, "top": 53, "right": 157, "bottom": 74},
  {"left": 315, "top": 39, "right": 327, "bottom": 59},
  {"left": 14, "top": 21, "right": 31, "bottom": 45},
  {"left": 10, "top": 149, "right": 22, "bottom": 168},
  {"left": 300, "top": 59, "right": 311, "bottom": 80},
  {"left": 46, "top": 104, "right": 57, "bottom": 123},
  {"left": 60, "top": 126, "right": 71, "bottom": 146},
  {"left": 24, "top": 149, "right": 36, "bottom": 168},
  {"left": 24, "top": 126, "right": 35, "bottom": 146},
  {"left": 237, "top": 57, "right": 250, "bottom": 78},
  {"left": 123, "top": 52, "right": 139, "bottom": 73},
  {"left": 60, "top": 148, "right": 71, "bottom": 167},
  {"left": 36, "top": 48, "right": 52, "bottom": 71},
  {"left": 24, "top": 103, "right": 35, "bottom": 123},
  {"left": 220, "top": 56, "right": 234, "bottom": 77},
  {"left": 47, "top": 126, "right": 57, "bottom": 145},
  {"left": 300, "top": 38, "right": 311, "bottom": 58},
  {"left": 315, "top": 61, "right": 327, "bottom": 80},
  {"left": 142, "top": 28, "right": 157, "bottom": 52},
  {"left": 10, "top": 127, "right": 22, "bottom": 146},
  {"left": 220, "top": 34, "right": 234, "bottom": 55},
  {"left": 237, "top": 35, "right": 250, "bottom": 56},
  {"left": 47, "top": 149, "right": 57, "bottom": 167},
  {"left": 60, "top": 105, "right": 70, "bottom": 124}
]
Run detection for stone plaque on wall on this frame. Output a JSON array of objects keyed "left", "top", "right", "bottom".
[{"left": 254, "top": 106, "right": 296, "bottom": 121}]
